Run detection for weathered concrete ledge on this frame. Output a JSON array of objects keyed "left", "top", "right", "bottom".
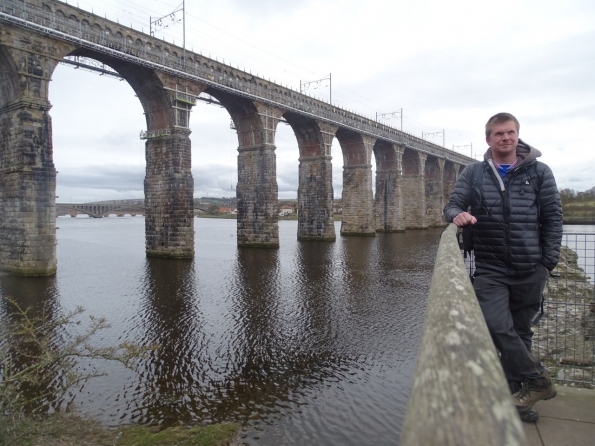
[{"left": 400, "top": 224, "right": 526, "bottom": 446}]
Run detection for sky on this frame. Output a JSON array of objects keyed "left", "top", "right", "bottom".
[{"left": 45, "top": 0, "right": 595, "bottom": 202}]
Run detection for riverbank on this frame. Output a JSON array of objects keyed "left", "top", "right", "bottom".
[
  {"left": 1, "top": 413, "right": 240, "bottom": 446},
  {"left": 563, "top": 217, "right": 595, "bottom": 225}
]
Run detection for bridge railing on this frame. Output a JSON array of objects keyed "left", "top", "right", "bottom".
[
  {"left": 0, "top": 0, "right": 473, "bottom": 165},
  {"left": 400, "top": 224, "right": 525, "bottom": 446}
]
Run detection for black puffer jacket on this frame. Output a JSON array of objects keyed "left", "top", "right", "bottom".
[{"left": 444, "top": 140, "right": 563, "bottom": 276}]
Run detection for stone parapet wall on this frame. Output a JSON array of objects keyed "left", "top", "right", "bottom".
[{"left": 401, "top": 224, "right": 526, "bottom": 445}]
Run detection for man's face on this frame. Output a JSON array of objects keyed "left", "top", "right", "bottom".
[{"left": 486, "top": 120, "right": 519, "bottom": 160}]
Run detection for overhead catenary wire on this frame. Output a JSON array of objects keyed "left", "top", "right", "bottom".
[{"left": 61, "top": 0, "right": 451, "bottom": 141}]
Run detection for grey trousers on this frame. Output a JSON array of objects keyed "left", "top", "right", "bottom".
[{"left": 473, "top": 266, "right": 549, "bottom": 382}]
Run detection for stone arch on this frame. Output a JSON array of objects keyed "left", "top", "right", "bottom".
[
  {"left": 402, "top": 148, "right": 421, "bottom": 175},
  {"left": 336, "top": 127, "right": 372, "bottom": 167},
  {"left": 373, "top": 139, "right": 399, "bottom": 171},
  {"left": 0, "top": 47, "right": 20, "bottom": 104},
  {"left": 425, "top": 155, "right": 441, "bottom": 180}
]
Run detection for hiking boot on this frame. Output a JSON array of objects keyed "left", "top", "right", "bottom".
[
  {"left": 513, "top": 374, "right": 557, "bottom": 411},
  {"left": 517, "top": 408, "right": 539, "bottom": 423}
]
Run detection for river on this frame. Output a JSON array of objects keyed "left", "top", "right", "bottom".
[{"left": 1, "top": 217, "right": 442, "bottom": 444}]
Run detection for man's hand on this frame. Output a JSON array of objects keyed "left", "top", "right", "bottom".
[{"left": 453, "top": 212, "right": 477, "bottom": 228}]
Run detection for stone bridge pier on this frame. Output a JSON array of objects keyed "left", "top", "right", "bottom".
[
  {"left": 443, "top": 161, "right": 458, "bottom": 209},
  {"left": 337, "top": 129, "right": 376, "bottom": 236},
  {"left": 285, "top": 115, "right": 336, "bottom": 241},
  {"left": 214, "top": 90, "right": 282, "bottom": 248},
  {"left": 76, "top": 51, "right": 202, "bottom": 258},
  {"left": 374, "top": 141, "right": 404, "bottom": 232},
  {"left": 0, "top": 29, "right": 75, "bottom": 275},
  {"left": 425, "top": 157, "right": 445, "bottom": 227},
  {"left": 402, "top": 150, "right": 428, "bottom": 229}
]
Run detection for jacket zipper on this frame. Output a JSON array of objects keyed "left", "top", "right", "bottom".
[{"left": 488, "top": 160, "right": 512, "bottom": 271}]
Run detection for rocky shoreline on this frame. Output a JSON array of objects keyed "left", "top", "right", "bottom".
[{"left": 533, "top": 246, "right": 595, "bottom": 387}]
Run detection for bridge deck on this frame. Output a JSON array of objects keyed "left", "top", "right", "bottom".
[{"left": 524, "top": 386, "right": 595, "bottom": 446}]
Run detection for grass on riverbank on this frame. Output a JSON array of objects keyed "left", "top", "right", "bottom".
[
  {"left": 0, "top": 297, "right": 239, "bottom": 446},
  {"left": 1, "top": 413, "right": 239, "bottom": 446}
]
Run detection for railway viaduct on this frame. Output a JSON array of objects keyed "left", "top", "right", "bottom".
[{"left": 0, "top": 0, "right": 472, "bottom": 275}]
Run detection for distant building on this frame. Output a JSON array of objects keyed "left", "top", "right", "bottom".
[
  {"left": 279, "top": 206, "right": 294, "bottom": 217},
  {"left": 219, "top": 207, "right": 232, "bottom": 214}
]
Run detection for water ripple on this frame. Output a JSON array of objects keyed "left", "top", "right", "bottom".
[{"left": 0, "top": 218, "right": 441, "bottom": 445}]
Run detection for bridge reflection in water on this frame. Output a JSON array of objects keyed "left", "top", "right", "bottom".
[{"left": 0, "top": 218, "right": 441, "bottom": 446}]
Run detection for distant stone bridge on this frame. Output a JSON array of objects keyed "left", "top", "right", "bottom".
[
  {"left": 0, "top": 0, "right": 473, "bottom": 275},
  {"left": 56, "top": 203, "right": 144, "bottom": 218}
]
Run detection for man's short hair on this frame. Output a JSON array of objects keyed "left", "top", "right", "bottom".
[{"left": 485, "top": 113, "right": 520, "bottom": 138}]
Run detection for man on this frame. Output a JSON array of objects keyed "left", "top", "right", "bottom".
[{"left": 444, "top": 112, "right": 563, "bottom": 422}]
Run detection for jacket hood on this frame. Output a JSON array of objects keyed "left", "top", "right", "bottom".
[{"left": 483, "top": 138, "right": 542, "bottom": 169}]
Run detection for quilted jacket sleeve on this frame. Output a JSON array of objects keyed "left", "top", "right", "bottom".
[{"left": 443, "top": 163, "right": 476, "bottom": 223}]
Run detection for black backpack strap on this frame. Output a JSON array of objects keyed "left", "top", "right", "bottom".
[
  {"left": 470, "top": 162, "right": 484, "bottom": 208},
  {"left": 524, "top": 162, "right": 542, "bottom": 217},
  {"left": 461, "top": 163, "right": 484, "bottom": 261}
]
